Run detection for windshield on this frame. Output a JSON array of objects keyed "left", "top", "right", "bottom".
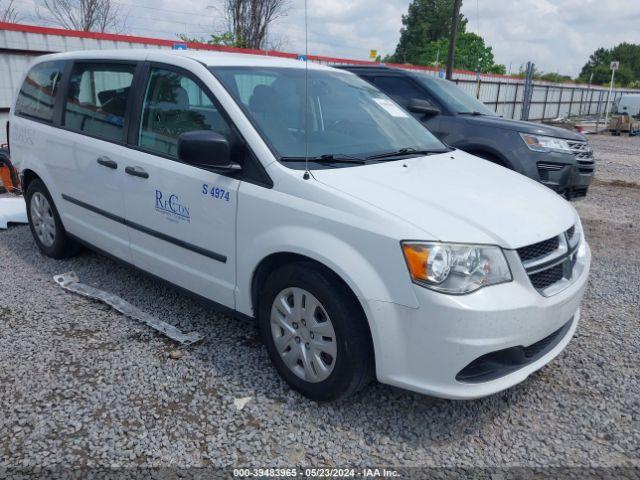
[
  {"left": 212, "top": 67, "right": 447, "bottom": 167},
  {"left": 416, "top": 75, "right": 496, "bottom": 116}
]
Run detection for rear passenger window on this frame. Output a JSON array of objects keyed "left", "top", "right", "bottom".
[
  {"left": 64, "top": 62, "right": 136, "bottom": 142},
  {"left": 15, "top": 61, "right": 65, "bottom": 123},
  {"left": 139, "top": 68, "right": 232, "bottom": 157}
]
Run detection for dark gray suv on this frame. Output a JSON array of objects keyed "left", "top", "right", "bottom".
[{"left": 338, "top": 66, "right": 595, "bottom": 198}]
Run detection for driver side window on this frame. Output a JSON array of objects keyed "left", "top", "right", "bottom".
[{"left": 138, "top": 68, "right": 232, "bottom": 157}]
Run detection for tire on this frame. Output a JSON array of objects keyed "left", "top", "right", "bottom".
[
  {"left": 258, "top": 262, "right": 374, "bottom": 401},
  {"left": 26, "top": 179, "right": 80, "bottom": 259}
]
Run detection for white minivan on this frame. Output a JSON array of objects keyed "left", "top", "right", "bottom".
[{"left": 8, "top": 50, "right": 590, "bottom": 401}]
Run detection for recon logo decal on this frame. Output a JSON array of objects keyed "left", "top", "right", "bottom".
[
  {"left": 155, "top": 190, "right": 190, "bottom": 223},
  {"left": 11, "top": 124, "right": 36, "bottom": 147}
]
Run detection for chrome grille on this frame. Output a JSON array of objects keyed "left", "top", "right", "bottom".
[
  {"left": 519, "top": 226, "right": 581, "bottom": 296},
  {"left": 567, "top": 140, "right": 595, "bottom": 173}
]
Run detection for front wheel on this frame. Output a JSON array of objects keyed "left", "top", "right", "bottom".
[{"left": 258, "top": 263, "right": 374, "bottom": 401}]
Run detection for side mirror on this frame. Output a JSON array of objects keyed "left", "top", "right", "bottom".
[
  {"left": 178, "top": 131, "right": 241, "bottom": 173},
  {"left": 408, "top": 98, "right": 441, "bottom": 116}
]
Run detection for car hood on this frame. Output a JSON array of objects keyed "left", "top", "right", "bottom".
[
  {"left": 312, "top": 150, "right": 576, "bottom": 249},
  {"left": 462, "top": 115, "right": 586, "bottom": 140}
]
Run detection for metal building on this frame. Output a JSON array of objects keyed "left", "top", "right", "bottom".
[{"left": 0, "top": 21, "right": 636, "bottom": 144}]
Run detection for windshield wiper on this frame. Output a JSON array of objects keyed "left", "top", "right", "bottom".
[
  {"left": 366, "top": 147, "right": 449, "bottom": 161},
  {"left": 280, "top": 153, "right": 366, "bottom": 165},
  {"left": 458, "top": 111, "right": 488, "bottom": 116}
]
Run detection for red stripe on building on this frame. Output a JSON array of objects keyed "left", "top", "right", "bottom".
[{"left": 0, "top": 21, "right": 523, "bottom": 81}]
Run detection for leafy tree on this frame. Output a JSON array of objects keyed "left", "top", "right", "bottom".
[
  {"left": 178, "top": 32, "right": 237, "bottom": 47},
  {"left": 390, "top": 0, "right": 467, "bottom": 64},
  {"left": 578, "top": 43, "right": 640, "bottom": 86},
  {"left": 514, "top": 65, "right": 573, "bottom": 83},
  {"left": 391, "top": 31, "right": 505, "bottom": 74},
  {"left": 539, "top": 72, "right": 572, "bottom": 83},
  {"left": 387, "top": 1, "right": 505, "bottom": 74}
]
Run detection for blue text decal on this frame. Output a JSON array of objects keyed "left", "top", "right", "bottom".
[
  {"left": 202, "top": 184, "right": 230, "bottom": 202},
  {"left": 155, "top": 190, "right": 191, "bottom": 223}
]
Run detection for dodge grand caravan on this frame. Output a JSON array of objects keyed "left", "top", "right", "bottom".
[
  {"left": 338, "top": 66, "right": 596, "bottom": 199},
  {"left": 8, "top": 50, "right": 590, "bottom": 401}
]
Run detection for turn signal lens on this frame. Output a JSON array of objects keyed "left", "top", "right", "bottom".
[{"left": 402, "top": 243, "right": 430, "bottom": 282}]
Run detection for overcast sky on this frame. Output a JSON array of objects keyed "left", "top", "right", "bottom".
[{"left": 16, "top": 0, "right": 640, "bottom": 77}]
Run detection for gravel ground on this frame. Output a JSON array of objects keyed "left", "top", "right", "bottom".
[{"left": 0, "top": 135, "right": 639, "bottom": 473}]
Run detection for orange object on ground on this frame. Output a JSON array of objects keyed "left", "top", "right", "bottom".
[{"left": 0, "top": 150, "right": 21, "bottom": 194}]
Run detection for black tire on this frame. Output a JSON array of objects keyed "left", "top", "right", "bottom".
[
  {"left": 258, "top": 262, "right": 374, "bottom": 401},
  {"left": 25, "top": 179, "right": 80, "bottom": 259}
]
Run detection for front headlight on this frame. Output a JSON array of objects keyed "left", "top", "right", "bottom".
[
  {"left": 401, "top": 242, "right": 512, "bottom": 294},
  {"left": 520, "top": 133, "right": 572, "bottom": 154}
]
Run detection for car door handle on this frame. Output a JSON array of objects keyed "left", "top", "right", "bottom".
[
  {"left": 97, "top": 156, "right": 118, "bottom": 169},
  {"left": 125, "top": 166, "right": 149, "bottom": 179}
]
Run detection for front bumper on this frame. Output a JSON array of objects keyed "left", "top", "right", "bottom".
[
  {"left": 521, "top": 149, "right": 595, "bottom": 199},
  {"left": 365, "top": 241, "right": 591, "bottom": 399}
]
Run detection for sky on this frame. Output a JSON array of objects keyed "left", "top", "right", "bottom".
[{"left": 10, "top": 0, "right": 640, "bottom": 77}]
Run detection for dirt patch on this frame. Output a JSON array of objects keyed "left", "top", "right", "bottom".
[{"left": 593, "top": 178, "right": 640, "bottom": 190}]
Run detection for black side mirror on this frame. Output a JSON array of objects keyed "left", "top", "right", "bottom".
[
  {"left": 408, "top": 98, "right": 441, "bottom": 116},
  {"left": 178, "top": 131, "right": 241, "bottom": 173}
]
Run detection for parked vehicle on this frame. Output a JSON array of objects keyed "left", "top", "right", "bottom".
[
  {"left": 337, "top": 65, "right": 595, "bottom": 199},
  {"left": 614, "top": 94, "right": 640, "bottom": 117},
  {"left": 8, "top": 50, "right": 590, "bottom": 400}
]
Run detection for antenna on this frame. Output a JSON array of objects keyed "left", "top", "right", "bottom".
[{"left": 303, "top": 0, "right": 310, "bottom": 180}]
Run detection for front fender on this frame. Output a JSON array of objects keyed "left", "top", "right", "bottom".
[{"left": 236, "top": 225, "right": 420, "bottom": 318}]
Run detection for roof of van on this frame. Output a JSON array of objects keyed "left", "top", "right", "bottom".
[{"left": 35, "top": 49, "right": 338, "bottom": 71}]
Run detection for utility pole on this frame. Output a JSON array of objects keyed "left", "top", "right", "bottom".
[
  {"left": 445, "top": 0, "right": 463, "bottom": 80},
  {"left": 521, "top": 61, "right": 535, "bottom": 121},
  {"left": 604, "top": 61, "right": 619, "bottom": 131}
]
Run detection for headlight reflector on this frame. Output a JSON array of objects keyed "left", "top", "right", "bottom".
[
  {"left": 520, "top": 133, "right": 572, "bottom": 154},
  {"left": 401, "top": 242, "right": 512, "bottom": 294}
]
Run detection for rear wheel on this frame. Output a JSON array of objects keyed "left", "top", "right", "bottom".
[
  {"left": 258, "top": 263, "right": 374, "bottom": 401},
  {"left": 26, "top": 179, "right": 80, "bottom": 259}
]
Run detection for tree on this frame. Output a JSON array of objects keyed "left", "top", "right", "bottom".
[
  {"left": 390, "top": 0, "right": 468, "bottom": 64},
  {"left": 1, "top": 0, "right": 21, "bottom": 22},
  {"left": 400, "top": 32, "right": 505, "bottom": 74},
  {"left": 538, "top": 72, "right": 572, "bottom": 83},
  {"left": 37, "top": 0, "right": 125, "bottom": 32},
  {"left": 222, "top": 0, "right": 290, "bottom": 50},
  {"left": 514, "top": 65, "right": 572, "bottom": 83},
  {"left": 178, "top": 32, "right": 237, "bottom": 47},
  {"left": 578, "top": 43, "right": 640, "bottom": 87}
]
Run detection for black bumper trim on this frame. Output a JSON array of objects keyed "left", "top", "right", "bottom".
[{"left": 455, "top": 319, "right": 573, "bottom": 384}]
